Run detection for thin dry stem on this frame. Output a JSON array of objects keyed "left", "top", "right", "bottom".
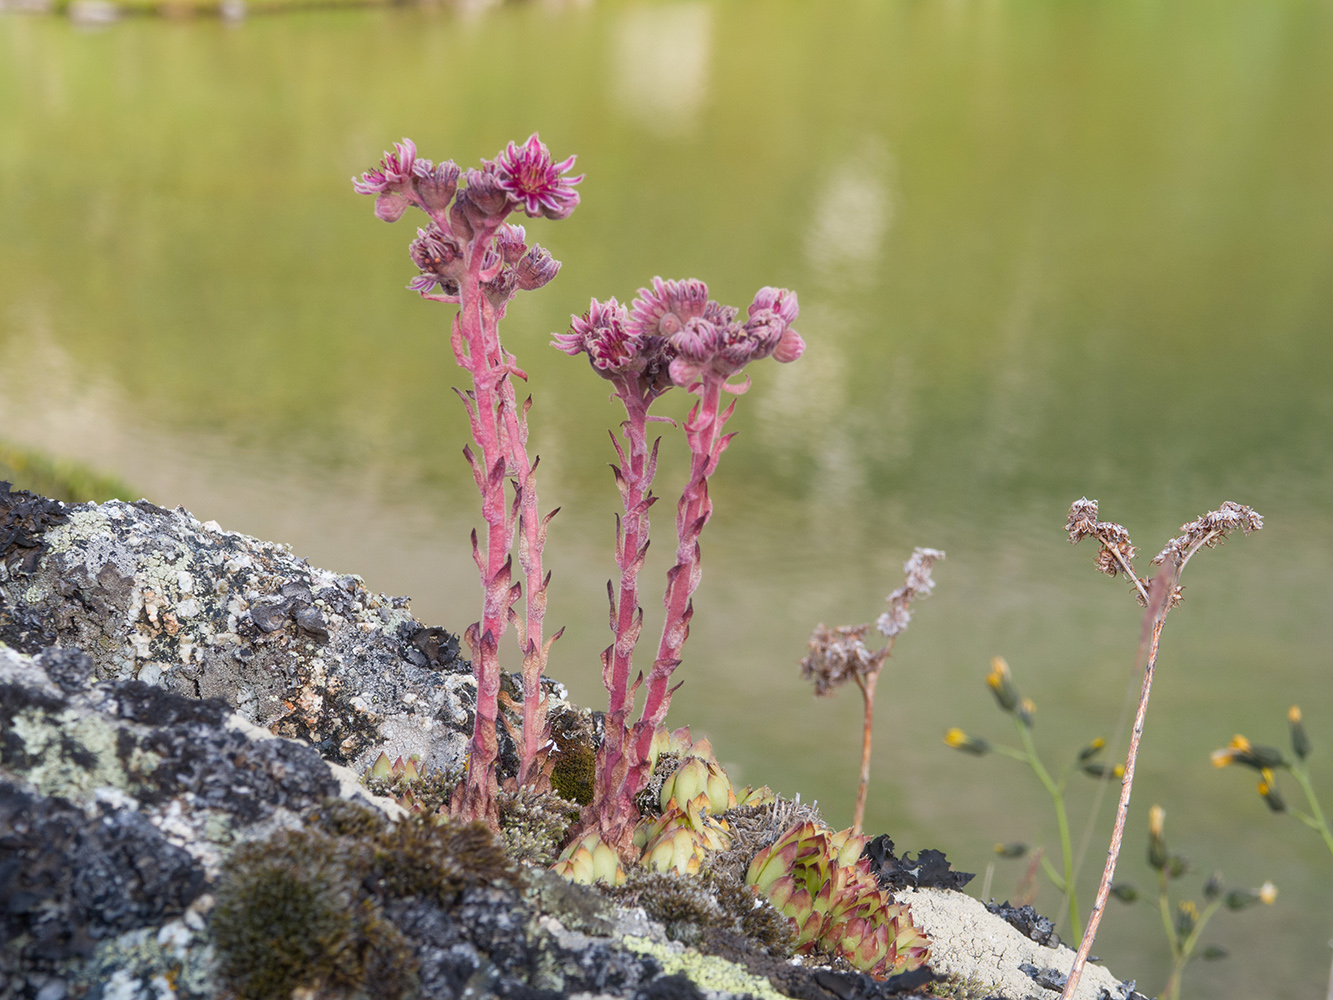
[
  {"left": 852, "top": 669, "right": 882, "bottom": 835},
  {"left": 1062, "top": 558, "right": 1178, "bottom": 999}
]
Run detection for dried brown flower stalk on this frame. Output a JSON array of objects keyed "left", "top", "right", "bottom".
[
  {"left": 1060, "top": 499, "right": 1262, "bottom": 1000},
  {"left": 801, "top": 547, "right": 944, "bottom": 834}
]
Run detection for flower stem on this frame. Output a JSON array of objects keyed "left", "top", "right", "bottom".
[
  {"left": 1016, "top": 718, "right": 1080, "bottom": 939},
  {"left": 1062, "top": 612, "right": 1167, "bottom": 999},
  {"left": 852, "top": 670, "right": 879, "bottom": 835},
  {"left": 1291, "top": 763, "right": 1333, "bottom": 858}
]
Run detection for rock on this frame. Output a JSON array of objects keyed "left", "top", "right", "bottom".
[
  {"left": 0, "top": 644, "right": 792, "bottom": 1000},
  {"left": 0, "top": 490, "right": 569, "bottom": 779},
  {"left": 895, "top": 888, "right": 1148, "bottom": 1000}
]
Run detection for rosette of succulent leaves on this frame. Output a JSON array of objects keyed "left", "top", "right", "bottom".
[
  {"left": 746, "top": 820, "right": 931, "bottom": 979},
  {"left": 552, "top": 728, "right": 775, "bottom": 886}
]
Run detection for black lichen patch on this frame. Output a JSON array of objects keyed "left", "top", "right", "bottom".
[
  {"left": 985, "top": 901, "right": 1060, "bottom": 948},
  {"left": 0, "top": 682, "right": 66, "bottom": 770},
  {"left": 0, "top": 482, "right": 68, "bottom": 578},
  {"left": 35, "top": 647, "right": 95, "bottom": 693},
  {"left": 0, "top": 782, "right": 206, "bottom": 973},
  {"left": 114, "top": 679, "right": 231, "bottom": 727},
  {"left": 0, "top": 599, "right": 58, "bottom": 654},
  {"left": 134, "top": 718, "right": 342, "bottom": 824},
  {"left": 635, "top": 972, "right": 708, "bottom": 999},
  {"left": 862, "top": 836, "right": 974, "bottom": 893},
  {"left": 403, "top": 624, "right": 464, "bottom": 672}
]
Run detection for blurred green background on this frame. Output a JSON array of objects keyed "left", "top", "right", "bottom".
[{"left": 3, "top": 1, "right": 1332, "bottom": 995}]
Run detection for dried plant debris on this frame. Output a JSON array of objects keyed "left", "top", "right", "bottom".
[
  {"left": 0, "top": 482, "right": 68, "bottom": 578},
  {"left": 862, "top": 835, "right": 975, "bottom": 893},
  {"left": 984, "top": 901, "right": 1060, "bottom": 948}
]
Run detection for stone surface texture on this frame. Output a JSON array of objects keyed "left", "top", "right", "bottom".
[{"left": 0, "top": 495, "right": 534, "bottom": 778}]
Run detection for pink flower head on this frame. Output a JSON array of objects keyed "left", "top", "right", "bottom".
[
  {"left": 554, "top": 298, "right": 644, "bottom": 377},
  {"left": 353, "top": 138, "right": 418, "bottom": 196},
  {"left": 667, "top": 317, "right": 723, "bottom": 384},
  {"left": 745, "top": 286, "right": 804, "bottom": 364},
  {"left": 629, "top": 277, "right": 711, "bottom": 338},
  {"left": 495, "top": 133, "right": 584, "bottom": 221},
  {"left": 408, "top": 224, "right": 464, "bottom": 294},
  {"left": 748, "top": 286, "right": 799, "bottom": 326}
]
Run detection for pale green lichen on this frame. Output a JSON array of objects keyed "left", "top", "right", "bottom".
[
  {"left": 10, "top": 707, "right": 161, "bottom": 801},
  {"left": 620, "top": 934, "right": 787, "bottom": 1000}
]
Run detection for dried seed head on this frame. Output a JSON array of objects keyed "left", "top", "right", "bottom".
[
  {"left": 1152, "top": 501, "right": 1264, "bottom": 567},
  {"left": 800, "top": 623, "right": 886, "bottom": 696},
  {"left": 876, "top": 547, "right": 944, "bottom": 638}
]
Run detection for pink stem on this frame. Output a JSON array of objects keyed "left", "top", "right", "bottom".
[
  {"left": 496, "top": 375, "right": 558, "bottom": 789},
  {"left": 627, "top": 374, "right": 729, "bottom": 784},
  {"left": 590, "top": 381, "right": 658, "bottom": 842},
  {"left": 450, "top": 222, "right": 518, "bottom": 826}
]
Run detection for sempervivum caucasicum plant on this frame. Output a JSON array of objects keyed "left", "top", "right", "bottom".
[
  {"left": 553, "top": 280, "right": 804, "bottom": 858},
  {"left": 746, "top": 821, "right": 930, "bottom": 978},
  {"left": 353, "top": 134, "right": 581, "bottom": 827}
]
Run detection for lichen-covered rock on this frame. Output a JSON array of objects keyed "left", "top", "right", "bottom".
[
  {"left": 0, "top": 493, "right": 568, "bottom": 778},
  {"left": 0, "top": 647, "right": 799, "bottom": 1000},
  {"left": 0, "top": 642, "right": 397, "bottom": 997}
]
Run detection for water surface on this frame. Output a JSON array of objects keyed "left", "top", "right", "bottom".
[{"left": 3, "top": 2, "right": 1332, "bottom": 994}]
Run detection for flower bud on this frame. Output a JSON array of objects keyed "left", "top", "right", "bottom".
[
  {"left": 1016, "top": 697, "right": 1037, "bottom": 728},
  {"left": 462, "top": 167, "right": 511, "bottom": 223},
  {"left": 1109, "top": 882, "right": 1139, "bottom": 903},
  {"left": 448, "top": 199, "right": 474, "bottom": 243},
  {"left": 483, "top": 267, "right": 517, "bottom": 310},
  {"left": 1147, "top": 804, "right": 1168, "bottom": 871},
  {"left": 414, "top": 159, "right": 460, "bottom": 212},
  {"left": 1174, "top": 900, "right": 1198, "bottom": 937},
  {"left": 986, "top": 657, "right": 1020, "bottom": 713},
  {"left": 1078, "top": 738, "right": 1106, "bottom": 762},
  {"left": 1257, "top": 769, "right": 1286, "bottom": 812},
  {"left": 515, "top": 245, "right": 561, "bottom": 291},
  {"left": 494, "top": 224, "right": 527, "bottom": 264},
  {"left": 1289, "top": 705, "right": 1310, "bottom": 761},
  {"left": 994, "top": 842, "right": 1027, "bottom": 858},
  {"left": 944, "top": 728, "right": 990, "bottom": 755},
  {"left": 374, "top": 192, "right": 409, "bottom": 222}
]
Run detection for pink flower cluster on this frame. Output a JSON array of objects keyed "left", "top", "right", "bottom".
[
  {"left": 552, "top": 275, "right": 805, "bottom": 853},
  {"left": 554, "top": 277, "right": 805, "bottom": 390},
  {"left": 354, "top": 134, "right": 581, "bottom": 307}
]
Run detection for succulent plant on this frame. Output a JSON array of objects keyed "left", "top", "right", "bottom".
[
  {"left": 734, "top": 784, "right": 778, "bottom": 808},
  {"left": 635, "top": 793, "right": 733, "bottom": 875},
  {"left": 551, "top": 829, "right": 627, "bottom": 886},
  {"left": 659, "top": 753, "right": 737, "bottom": 816},
  {"left": 745, "top": 820, "right": 930, "bottom": 978}
]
